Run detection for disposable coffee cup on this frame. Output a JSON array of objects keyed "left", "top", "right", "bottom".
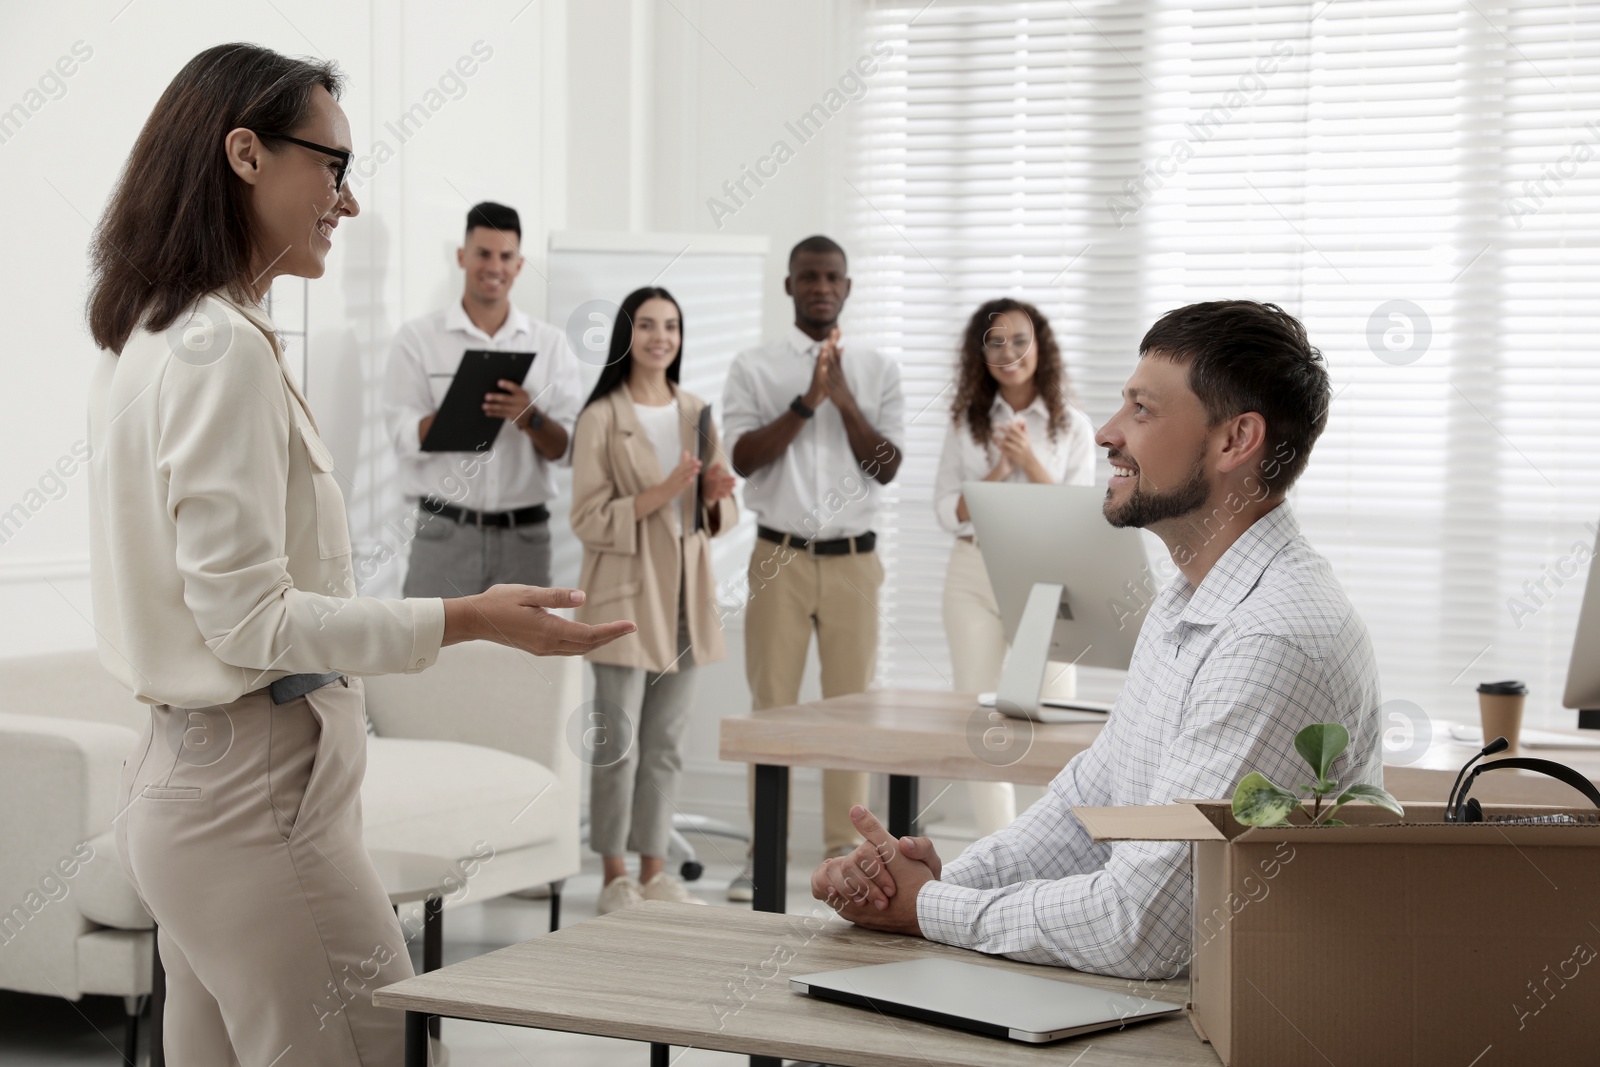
[{"left": 1476, "top": 680, "right": 1528, "bottom": 758}]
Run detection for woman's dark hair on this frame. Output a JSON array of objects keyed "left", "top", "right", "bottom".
[
  {"left": 583, "top": 288, "right": 684, "bottom": 408},
  {"left": 951, "top": 297, "right": 1070, "bottom": 445},
  {"left": 1139, "top": 299, "right": 1331, "bottom": 494},
  {"left": 87, "top": 44, "right": 343, "bottom": 353}
]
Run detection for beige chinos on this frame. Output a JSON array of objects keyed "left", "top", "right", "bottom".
[
  {"left": 115, "top": 677, "right": 411, "bottom": 1066},
  {"left": 743, "top": 536, "right": 882, "bottom": 853}
]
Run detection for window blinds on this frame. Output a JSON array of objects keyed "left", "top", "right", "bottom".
[{"left": 846, "top": 0, "right": 1600, "bottom": 729}]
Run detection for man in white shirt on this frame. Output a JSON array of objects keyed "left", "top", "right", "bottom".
[
  {"left": 810, "top": 299, "right": 1384, "bottom": 979},
  {"left": 384, "top": 201, "right": 583, "bottom": 595},
  {"left": 722, "top": 235, "right": 906, "bottom": 900}
]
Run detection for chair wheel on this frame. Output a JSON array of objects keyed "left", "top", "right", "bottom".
[{"left": 680, "top": 861, "right": 704, "bottom": 882}]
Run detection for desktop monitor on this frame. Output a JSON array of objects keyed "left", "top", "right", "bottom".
[
  {"left": 964, "top": 482, "right": 1159, "bottom": 719},
  {"left": 1562, "top": 525, "right": 1600, "bottom": 728}
]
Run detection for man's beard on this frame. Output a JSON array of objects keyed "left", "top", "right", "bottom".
[{"left": 1103, "top": 454, "right": 1210, "bottom": 529}]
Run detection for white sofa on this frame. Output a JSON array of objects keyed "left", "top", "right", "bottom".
[{"left": 0, "top": 642, "right": 582, "bottom": 1062}]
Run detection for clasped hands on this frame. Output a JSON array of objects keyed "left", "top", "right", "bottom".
[
  {"left": 809, "top": 805, "right": 943, "bottom": 936},
  {"left": 802, "top": 327, "right": 858, "bottom": 414},
  {"left": 990, "top": 420, "right": 1045, "bottom": 482},
  {"left": 659, "top": 451, "right": 736, "bottom": 503}
]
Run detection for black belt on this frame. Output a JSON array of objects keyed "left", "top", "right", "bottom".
[
  {"left": 421, "top": 497, "right": 549, "bottom": 528},
  {"left": 757, "top": 525, "right": 876, "bottom": 556},
  {"left": 268, "top": 672, "right": 343, "bottom": 705}
]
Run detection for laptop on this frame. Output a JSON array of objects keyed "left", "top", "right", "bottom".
[
  {"left": 790, "top": 957, "right": 1183, "bottom": 1044},
  {"left": 977, "top": 690, "right": 1114, "bottom": 724}
]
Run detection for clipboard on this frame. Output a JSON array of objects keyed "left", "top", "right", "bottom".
[
  {"left": 421, "top": 349, "right": 537, "bottom": 452},
  {"left": 693, "top": 404, "right": 713, "bottom": 533}
]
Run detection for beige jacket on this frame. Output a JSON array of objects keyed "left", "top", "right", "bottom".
[
  {"left": 88, "top": 292, "right": 444, "bottom": 708},
  {"left": 571, "top": 385, "right": 737, "bottom": 672}
]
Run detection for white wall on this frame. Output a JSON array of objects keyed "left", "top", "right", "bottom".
[{"left": 570, "top": 0, "right": 853, "bottom": 338}]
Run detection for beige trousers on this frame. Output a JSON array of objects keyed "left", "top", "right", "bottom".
[
  {"left": 115, "top": 677, "right": 411, "bottom": 1066},
  {"left": 743, "top": 536, "right": 883, "bottom": 856},
  {"left": 942, "top": 538, "right": 1076, "bottom": 837}
]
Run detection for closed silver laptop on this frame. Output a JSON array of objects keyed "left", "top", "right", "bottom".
[{"left": 790, "top": 957, "right": 1183, "bottom": 1044}]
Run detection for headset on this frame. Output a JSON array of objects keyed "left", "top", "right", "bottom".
[{"left": 1445, "top": 736, "right": 1600, "bottom": 823}]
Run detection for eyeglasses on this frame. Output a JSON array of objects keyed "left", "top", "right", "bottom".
[{"left": 262, "top": 133, "right": 352, "bottom": 193}]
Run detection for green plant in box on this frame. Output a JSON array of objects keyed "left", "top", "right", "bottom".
[{"left": 1232, "top": 722, "right": 1404, "bottom": 827}]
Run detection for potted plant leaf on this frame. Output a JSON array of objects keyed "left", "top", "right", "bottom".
[{"left": 1232, "top": 722, "right": 1404, "bottom": 827}]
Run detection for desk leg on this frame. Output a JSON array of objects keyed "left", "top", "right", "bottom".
[
  {"left": 752, "top": 764, "right": 788, "bottom": 914},
  {"left": 651, "top": 1042, "right": 669, "bottom": 1066},
  {"left": 888, "top": 774, "right": 919, "bottom": 839},
  {"left": 150, "top": 921, "right": 166, "bottom": 1067},
  {"left": 423, "top": 897, "right": 442, "bottom": 1041},
  {"left": 404, "top": 1010, "right": 429, "bottom": 1067}
]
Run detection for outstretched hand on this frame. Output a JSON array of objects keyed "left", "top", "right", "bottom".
[
  {"left": 443, "top": 585, "right": 636, "bottom": 656},
  {"left": 809, "top": 806, "right": 939, "bottom": 935}
]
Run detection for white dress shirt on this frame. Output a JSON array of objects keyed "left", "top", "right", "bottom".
[
  {"left": 933, "top": 394, "right": 1098, "bottom": 537},
  {"left": 384, "top": 301, "right": 584, "bottom": 512},
  {"left": 88, "top": 292, "right": 445, "bottom": 709},
  {"left": 915, "top": 504, "right": 1384, "bottom": 979},
  {"left": 721, "top": 325, "right": 905, "bottom": 539}
]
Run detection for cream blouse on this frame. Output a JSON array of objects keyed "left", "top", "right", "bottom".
[{"left": 88, "top": 292, "right": 444, "bottom": 708}]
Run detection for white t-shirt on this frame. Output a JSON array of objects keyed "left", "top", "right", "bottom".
[{"left": 633, "top": 398, "right": 683, "bottom": 534}]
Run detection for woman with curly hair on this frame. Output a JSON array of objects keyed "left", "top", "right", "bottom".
[{"left": 933, "top": 298, "right": 1097, "bottom": 835}]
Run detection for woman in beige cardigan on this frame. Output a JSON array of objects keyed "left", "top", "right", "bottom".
[
  {"left": 571, "top": 286, "right": 738, "bottom": 912},
  {"left": 85, "top": 46, "right": 630, "bottom": 1065}
]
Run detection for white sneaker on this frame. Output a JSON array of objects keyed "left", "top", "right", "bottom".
[
  {"left": 726, "top": 866, "right": 754, "bottom": 903},
  {"left": 642, "top": 871, "right": 707, "bottom": 905},
  {"left": 597, "top": 876, "right": 644, "bottom": 915}
]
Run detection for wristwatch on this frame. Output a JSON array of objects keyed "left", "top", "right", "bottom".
[
  {"left": 790, "top": 395, "right": 815, "bottom": 419},
  {"left": 525, "top": 408, "right": 546, "bottom": 432}
]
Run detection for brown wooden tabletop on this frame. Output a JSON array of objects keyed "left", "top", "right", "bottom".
[
  {"left": 720, "top": 688, "right": 1600, "bottom": 807},
  {"left": 373, "top": 900, "right": 1219, "bottom": 1067}
]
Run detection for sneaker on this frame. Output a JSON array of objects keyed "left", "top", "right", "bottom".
[
  {"left": 597, "top": 876, "right": 644, "bottom": 915},
  {"left": 642, "top": 871, "right": 707, "bottom": 905},
  {"left": 726, "top": 865, "right": 755, "bottom": 902}
]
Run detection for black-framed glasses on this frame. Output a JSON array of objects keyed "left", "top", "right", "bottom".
[{"left": 262, "top": 133, "right": 351, "bottom": 193}]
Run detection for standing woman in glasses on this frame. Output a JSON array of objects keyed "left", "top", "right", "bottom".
[
  {"left": 86, "top": 45, "right": 631, "bottom": 1065},
  {"left": 933, "top": 298, "right": 1096, "bottom": 836}
]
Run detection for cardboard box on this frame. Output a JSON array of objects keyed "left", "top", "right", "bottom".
[{"left": 1075, "top": 800, "right": 1600, "bottom": 1066}]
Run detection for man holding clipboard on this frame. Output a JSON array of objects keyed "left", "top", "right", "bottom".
[{"left": 384, "top": 201, "right": 583, "bottom": 594}]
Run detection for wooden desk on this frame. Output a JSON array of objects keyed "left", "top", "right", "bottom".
[
  {"left": 721, "top": 689, "right": 1098, "bottom": 916},
  {"left": 373, "top": 900, "right": 1217, "bottom": 1067},
  {"left": 720, "top": 688, "right": 1600, "bottom": 915}
]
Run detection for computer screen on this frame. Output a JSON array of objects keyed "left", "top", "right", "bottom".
[{"left": 1562, "top": 525, "right": 1600, "bottom": 727}]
